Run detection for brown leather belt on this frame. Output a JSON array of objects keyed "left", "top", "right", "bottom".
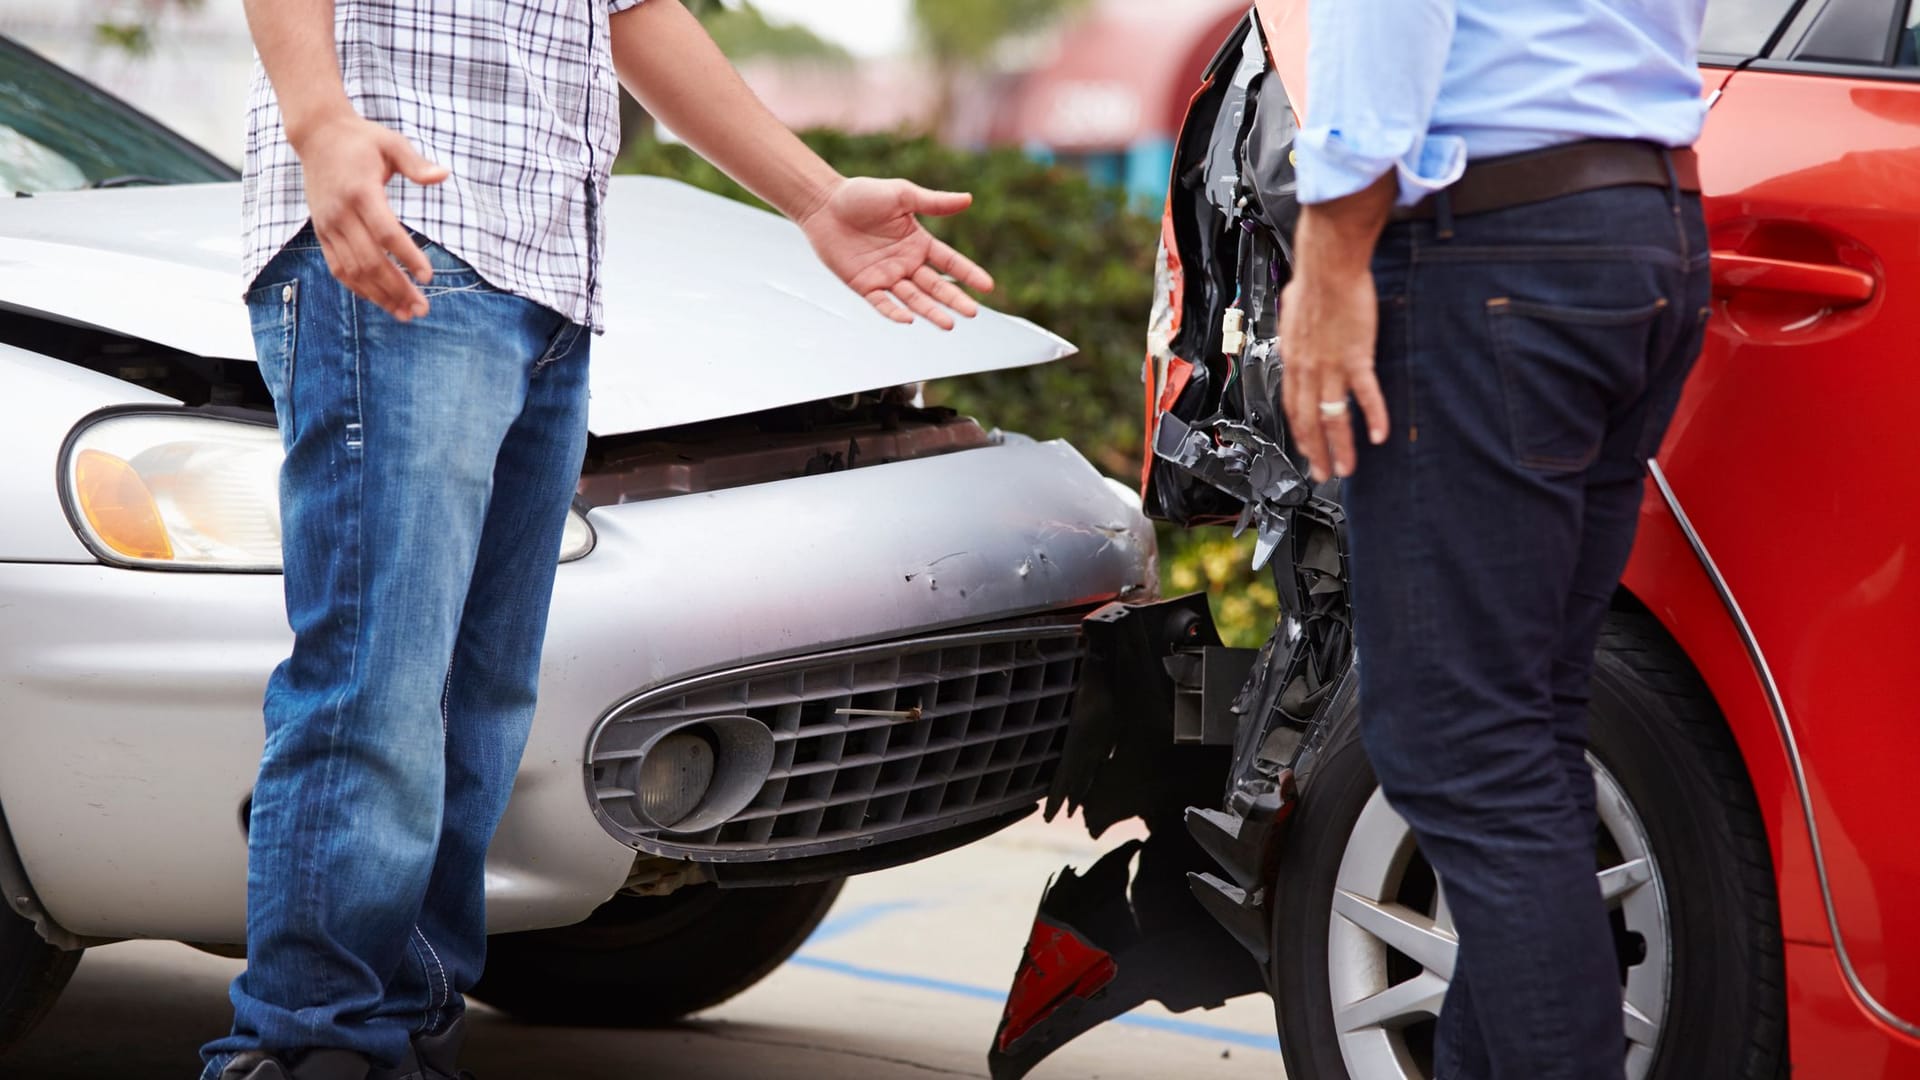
[{"left": 1393, "top": 139, "right": 1701, "bottom": 222}]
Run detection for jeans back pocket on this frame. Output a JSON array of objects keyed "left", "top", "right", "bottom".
[{"left": 1486, "top": 296, "right": 1668, "bottom": 472}]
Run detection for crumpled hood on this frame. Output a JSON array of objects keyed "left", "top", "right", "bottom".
[{"left": 0, "top": 178, "right": 1074, "bottom": 435}]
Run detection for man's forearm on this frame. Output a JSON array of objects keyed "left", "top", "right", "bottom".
[
  {"left": 1294, "top": 172, "right": 1398, "bottom": 282},
  {"left": 609, "top": 0, "right": 841, "bottom": 223},
  {"left": 242, "top": 0, "right": 354, "bottom": 152}
]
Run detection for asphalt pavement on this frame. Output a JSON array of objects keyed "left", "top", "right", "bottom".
[{"left": 4, "top": 813, "right": 1282, "bottom": 1079}]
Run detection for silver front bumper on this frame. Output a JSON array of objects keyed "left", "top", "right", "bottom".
[{"left": 0, "top": 439, "right": 1154, "bottom": 941}]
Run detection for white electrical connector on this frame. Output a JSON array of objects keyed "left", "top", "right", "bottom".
[{"left": 1221, "top": 307, "right": 1247, "bottom": 356}]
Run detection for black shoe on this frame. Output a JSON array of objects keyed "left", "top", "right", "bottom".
[
  {"left": 410, "top": 1015, "right": 472, "bottom": 1080},
  {"left": 221, "top": 1049, "right": 374, "bottom": 1080}
]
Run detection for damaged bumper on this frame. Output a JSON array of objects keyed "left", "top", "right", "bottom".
[
  {"left": 989, "top": 499, "right": 1355, "bottom": 1078},
  {"left": 0, "top": 439, "right": 1154, "bottom": 943}
]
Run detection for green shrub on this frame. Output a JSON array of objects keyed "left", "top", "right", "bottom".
[{"left": 618, "top": 132, "right": 1276, "bottom": 645}]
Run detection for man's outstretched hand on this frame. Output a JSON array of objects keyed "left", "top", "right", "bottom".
[{"left": 798, "top": 177, "right": 995, "bottom": 331}]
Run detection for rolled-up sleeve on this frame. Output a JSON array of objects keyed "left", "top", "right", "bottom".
[
  {"left": 609, "top": 0, "right": 647, "bottom": 12},
  {"left": 1294, "top": 0, "right": 1465, "bottom": 207}
]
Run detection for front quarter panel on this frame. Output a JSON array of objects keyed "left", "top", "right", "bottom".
[{"left": 0, "top": 343, "right": 174, "bottom": 562}]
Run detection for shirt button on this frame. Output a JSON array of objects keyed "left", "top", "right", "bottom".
[{"left": 281, "top": 284, "right": 293, "bottom": 304}]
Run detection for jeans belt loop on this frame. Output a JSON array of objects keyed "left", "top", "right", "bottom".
[{"left": 1435, "top": 188, "right": 1456, "bottom": 241}]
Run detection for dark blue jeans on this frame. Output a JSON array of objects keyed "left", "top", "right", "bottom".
[
  {"left": 1346, "top": 183, "right": 1710, "bottom": 1079},
  {"left": 201, "top": 228, "right": 591, "bottom": 1076}
]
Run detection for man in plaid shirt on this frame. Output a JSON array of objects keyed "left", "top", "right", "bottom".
[{"left": 204, "top": 3, "right": 994, "bottom": 1078}]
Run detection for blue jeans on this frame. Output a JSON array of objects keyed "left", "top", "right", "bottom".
[
  {"left": 1346, "top": 183, "right": 1710, "bottom": 1079},
  {"left": 201, "top": 227, "right": 591, "bottom": 1076}
]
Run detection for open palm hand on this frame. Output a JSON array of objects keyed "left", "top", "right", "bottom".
[{"left": 799, "top": 177, "right": 995, "bottom": 330}]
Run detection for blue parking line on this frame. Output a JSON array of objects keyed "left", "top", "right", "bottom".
[
  {"left": 787, "top": 953, "right": 1282, "bottom": 1053},
  {"left": 806, "top": 899, "right": 927, "bottom": 944}
]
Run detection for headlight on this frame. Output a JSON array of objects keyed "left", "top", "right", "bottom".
[
  {"left": 558, "top": 503, "right": 595, "bottom": 562},
  {"left": 63, "top": 411, "right": 595, "bottom": 570}
]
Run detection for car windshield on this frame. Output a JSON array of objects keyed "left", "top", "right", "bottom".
[{"left": 0, "top": 37, "right": 235, "bottom": 195}]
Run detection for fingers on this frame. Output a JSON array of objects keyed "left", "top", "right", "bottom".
[
  {"left": 927, "top": 238, "right": 994, "bottom": 294},
  {"left": 354, "top": 205, "right": 429, "bottom": 320},
  {"left": 1318, "top": 374, "right": 1358, "bottom": 482},
  {"left": 1350, "top": 367, "right": 1391, "bottom": 446},
  {"left": 369, "top": 213, "right": 433, "bottom": 288},
  {"left": 1281, "top": 356, "right": 1321, "bottom": 478},
  {"left": 321, "top": 211, "right": 427, "bottom": 322},
  {"left": 914, "top": 266, "right": 979, "bottom": 320},
  {"left": 385, "top": 131, "right": 450, "bottom": 187},
  {"left": 903, "top": 182, "right": 973, "bottom": 218},
  {"left": 864, "top": 289, "right": 915, "bottom": 325},
  {"left": 1288, "top": 373, "right": 1384, "bottom": 482},
  {"left": 1281, "top": 357, "right": 1345, "bottom": 483},
  {"left": 890, "top": 277, "right": 957, "bottom": 331}
]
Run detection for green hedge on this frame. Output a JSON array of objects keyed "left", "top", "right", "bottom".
[{"left": 618, "top": 132, "right": 1276, "bottom": 644}]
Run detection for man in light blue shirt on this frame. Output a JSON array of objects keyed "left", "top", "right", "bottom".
[{"left": 1276, "top": 2, "right": 1710, "bottom": 1077}]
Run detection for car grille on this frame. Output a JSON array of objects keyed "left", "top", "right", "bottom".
[{"left": 587, "top": 622, "right": 1086, "bottom": 861}]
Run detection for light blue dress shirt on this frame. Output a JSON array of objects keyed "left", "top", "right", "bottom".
[{"left": 1294, "top": 0, "right": 1710, "bottom": 207}]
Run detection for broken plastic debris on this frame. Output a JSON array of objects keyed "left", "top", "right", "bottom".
[{"left": 1153, "top": 413, "right": 1305, "bottom": 572}]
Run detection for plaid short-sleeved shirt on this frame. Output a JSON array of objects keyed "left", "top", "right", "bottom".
[{"left": 242, "top": 0, "right": 648, "bottom": 332}]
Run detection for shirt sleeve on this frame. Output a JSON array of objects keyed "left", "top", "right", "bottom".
[
  {"left": 1293, "top": 0, "right": 1466, "bottom": 207},
  {"left": 609, "top": 0, "right": 647, "bottom": 12}
]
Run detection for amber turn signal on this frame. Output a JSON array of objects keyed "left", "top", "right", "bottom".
[{"left": 73, "top": 448, "right": 173, "bottom": 561}]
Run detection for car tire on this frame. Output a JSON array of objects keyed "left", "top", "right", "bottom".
[
  {"left": 470, "top": 878, "right": 844, "bottom": 1026},
  {"left": 1270, "top": 611, "right": 1787, "bottom": 1080},
  {"left": 0, "top": 902, "right": 80, "bottom": 1055}
]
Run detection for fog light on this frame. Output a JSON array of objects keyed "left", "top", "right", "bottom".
[
  {"left": 612, "top": 715, "right": 775, "bottom": 836},
  {"left": 637, "top": 732, "right": 716, "bottom": 829}
]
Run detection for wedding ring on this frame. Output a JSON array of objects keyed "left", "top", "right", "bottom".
[{"left": 1318, "top": 400, "right": 1350, "bottom": 418}]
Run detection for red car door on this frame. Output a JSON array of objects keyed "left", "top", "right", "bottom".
[{"left": 1651, "top": 0, "right": 1920, "bottom": 1032}]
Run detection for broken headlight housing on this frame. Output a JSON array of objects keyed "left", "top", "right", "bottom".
[{"left": 61, "top": 410, "right": 594, "bottom": 570}]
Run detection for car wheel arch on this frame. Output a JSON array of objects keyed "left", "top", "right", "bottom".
[{"left": 1614, "top": 490, "right": 1827, "bottom": 951}]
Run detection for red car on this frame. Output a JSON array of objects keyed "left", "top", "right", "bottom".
[{"left": 990, "top": 2, "right": 1920, "bottom": 1078}]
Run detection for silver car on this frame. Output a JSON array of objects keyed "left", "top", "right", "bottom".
[{"left": 0, "top": 37, "right": 1155, "bottom": 1048}]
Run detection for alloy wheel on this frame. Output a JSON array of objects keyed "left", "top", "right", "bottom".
[{"left": 1324, "top": 755, "right": 1670, "bottom": 1078}]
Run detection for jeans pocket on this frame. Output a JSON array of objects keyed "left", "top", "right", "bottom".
[
  {"left": 245, "top": 278, "right": 300, "bottom": 438},
  {"left": 1487, "top": 296, "right": 1668, "bottom": 472},
  {"left": 405, "top": 229, "right": 499, "bottom": 296},
  {"left": 1635, "top": 304, "right": 1712, "bottom": 461}
]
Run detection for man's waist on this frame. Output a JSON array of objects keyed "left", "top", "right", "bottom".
[{"left": 1392, "top": 139, "right": 1700, "bottom": 224}]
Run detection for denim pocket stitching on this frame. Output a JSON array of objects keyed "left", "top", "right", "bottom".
[
  {"left": 1487, "top": 296, "right": 1668, "bottom": 472},
  {"left": 1633, "top": 304, "right": 1712, "bottom": 462},
  {"left": 247, "top": 279, "right": 300, "bottom": 435},
  {"left": 1494, "top": 296, "right": 1669, "bottom": 327},
  {"left": 417, "top": 278, "right": 492, "bottom": 298}
]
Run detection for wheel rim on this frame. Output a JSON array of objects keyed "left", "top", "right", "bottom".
[{"left": 1324, "top": 754, "right": 1670, "bottom": 1079}]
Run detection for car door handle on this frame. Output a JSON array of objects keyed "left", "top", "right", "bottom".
[{"left": 1711, "top": 253, "right": 1876, "bottom": 305}]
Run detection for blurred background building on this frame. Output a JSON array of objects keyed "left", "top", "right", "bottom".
[
  {"left": 733, "top": 0, "right": 1245, "bottom": 202},
  {"left": 1, "top": 0, "right": 1247, "bottom": 204}
]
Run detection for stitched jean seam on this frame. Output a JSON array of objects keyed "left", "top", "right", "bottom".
[
  {"left": 414, "top": 925, "right": 449, "bottom": 1021},
  {"left": 298, "top": 291, "right": 367, "bottom": 1029}
]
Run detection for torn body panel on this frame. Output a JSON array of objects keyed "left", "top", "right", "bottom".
[
  {"left": 991, "top": 595, "right": 1267, "bottom": 1080},
  {"left": 989, "top": 522, "right": 1354, "bottom": 1077},
  {"left": 989, "top": 13, "right": 1369, "bottom": 1073},
  {"left": 1142, "top": 10, "right": 1310, "bottom": 557}
]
